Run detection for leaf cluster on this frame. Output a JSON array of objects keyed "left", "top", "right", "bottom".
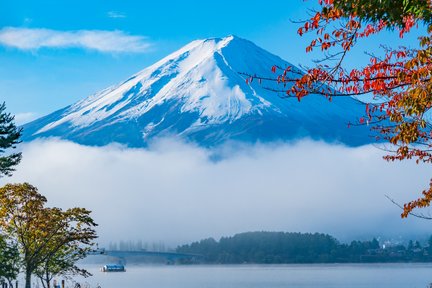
[
  {"left": 331, "top": 0, "right": 432, "bottom": 27},
  {"left": 0, "top": 234, "right": 20, "bottom": 286},
  {"left": 247, "top": 0, "right": 432, "bottom": 217}
]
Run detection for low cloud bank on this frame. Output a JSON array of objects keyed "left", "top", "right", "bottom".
[{"left": 4, "top": 138, "right": 432, "bottom": 247}]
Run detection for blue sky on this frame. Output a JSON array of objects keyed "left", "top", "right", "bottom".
[{"left": 0, "top": 0, "right": 423, "bottom": 124}]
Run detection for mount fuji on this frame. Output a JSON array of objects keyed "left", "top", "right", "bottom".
[{"left": 22, "top": 35, "right": 370, "bottom": 147}]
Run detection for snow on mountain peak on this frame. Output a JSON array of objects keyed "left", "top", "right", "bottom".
[
  {"left": 23, "top": 35, "right": 371, "bottom": 147},
  {"left": 35, "top": 35, "right": 272, "bottom": 134}
]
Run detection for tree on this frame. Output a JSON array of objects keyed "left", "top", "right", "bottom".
[
  {"left": 0, "top": 234, "right": 20, "bottom": 287},
  {"left": 408, "top": 239, "right": 414, "bottom": 250},
  {"left": 247, "top": 0, "right": 432, "bottom": 217},
  {"left": 0, "top": 183, "right": 98, "bottom": 288},
  {"left": 34, "top": 237, "right": 92, "bottom": 288},
  {"left": 0, "top": 183, "right": 46, "bottom": 288},
  {"left": 427, "top": 235, "right": 432, "bottom": 253},
  {"left": 33, "top": 208, "right": 95, "bottom": 288},
  {"left": 0, "top": 102, "right": 22, "bottom": 177}
]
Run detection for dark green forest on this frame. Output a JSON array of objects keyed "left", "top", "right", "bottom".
[{"left": 176, "top": 232, "right": 432, "bottom": 264}]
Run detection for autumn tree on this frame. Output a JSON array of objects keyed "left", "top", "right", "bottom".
[
  {"left": 34, "top": 208, "right": 95, "bottom": 288},
  {"left": 0, "top": 183, "right": 98, "bottom": 288},
  {"left": 247, "top": 0, "right": 432, "bottom": 218},
  {"left": 35, "top": 242, "right": 92, "bottom": 288},
  {"left": 0, "top": 102, "right": 22, "bottom": 177}
]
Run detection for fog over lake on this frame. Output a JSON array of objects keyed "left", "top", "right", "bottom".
[{"left": 5, "top": 138, "right": 432, "bottom": 247}]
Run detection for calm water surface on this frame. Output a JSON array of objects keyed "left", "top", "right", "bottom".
[{"left": 70, "top": 264, "right": 432, "bottom": 288}]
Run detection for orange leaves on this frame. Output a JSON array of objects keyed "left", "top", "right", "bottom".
[
  {"left": 290, "top": 8, "right": 430, "bottom": 178},
  {"left": 323, "top": 7, "right": 343, "bottom": 20},
  {"left": 332, "top": 29, "right": 344, "bottom": 38},
  {"left": 306, "top": 35, "right": 334, "bottom": 53},
  {"left": 297, "top": 27, "right": 304, "bottom": 37},
  {"left": 318, "top": 0, "right": 333, "bottom": 5},
  {"left": 288, "top": 2, "right": 432, "bottom": 207},
  {"left": 346, "top": 18, "right": 360, "bottom": 30},
  {"left": 298, "top": 17, "right": 321, "bottom": 37},
  {"left": 365, "top": 103, "right": 371, "bottom": 119},
  {"left": 402, "top": 180, "right": 432, "bottom": 218},
  {"left": 362, "top": 24, "right": 375, "bottom": 37},
  {"left": 319, "top": 0, "right": 333, "bottom": 4},
  {"left": 321, "top": 42, "right": 333, "bottom": 51},
  {"left": 357, "top": 22, "right": 387, "bottom": 38},
  {"left": 341, "top": 40, "right": 353, "bottom": 51},
  {"left": 312, "top": 12, "right": 321, "bottom": 23},
  {"left": 396, "top": 51, "right": 407, "bottom": 59},
  {"left": 310, "top": 39, "right": 317, "bottom": 47}
]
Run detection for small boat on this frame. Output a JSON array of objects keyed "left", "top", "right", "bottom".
[{"left": 100, "top": 264, "right": 126, "bottom": 272}]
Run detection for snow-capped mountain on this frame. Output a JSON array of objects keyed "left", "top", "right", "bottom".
[{"left": 22, "top": 35, "right": 370, "bottom": 147}]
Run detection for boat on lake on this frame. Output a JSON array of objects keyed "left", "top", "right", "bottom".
[{"left": 100, "top": 264, "right": 126, "bottom": 272}]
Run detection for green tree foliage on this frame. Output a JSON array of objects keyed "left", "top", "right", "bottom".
[
  {"left": 427, "top": 235, "right": 432, "bottom": 253},
  {"left": 0, "top": 102, "right": 22, "bottom": 177},
  {"left": 0, "top": 234, "right": 20, "bottom": 287},
  {"left": 33, "top": 207, "right": 96, "bottom": 288},
  {"left": 177, "top": 232, "right": 431, "bottom": 264},
  {"left": 177, "top": 232, "right": 341, "bottom": 263},
  {"left": 35, "top": 242, "right": 92, "bottom": 288},
  {"left": 0, "top": 183, "right": 47, "bottom": 288},
  {"left": 330, "top": 0, "right": 432, "bottom": 26},
  {"left": 0, "top": 183, "right": 98, "bottom": 288}
]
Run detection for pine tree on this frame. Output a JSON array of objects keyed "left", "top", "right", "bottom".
[{"left": 0, "top": 102, "right": 22, "bottom": 177}]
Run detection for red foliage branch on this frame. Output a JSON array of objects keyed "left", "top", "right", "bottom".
[{"left": 246, "top": 0, "right": 432, "bottom": 217}]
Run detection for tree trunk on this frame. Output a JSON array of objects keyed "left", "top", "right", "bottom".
[
  {"left": 25, "top": 269, "right": 32, "bottom": 288},
  {"left": 39, "top": 278, "right": 46, "bottom": 288},
  {"left": 45, "top": 270, "right": 50, "bottom": 288}
]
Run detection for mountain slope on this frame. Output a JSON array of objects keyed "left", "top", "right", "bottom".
[{"left": 22, "top": 35, "right": 370, "bottom": 147}]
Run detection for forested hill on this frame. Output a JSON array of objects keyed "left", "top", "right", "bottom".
[{"left": 176, "top": 232, "right": 432, "bottom": 264}]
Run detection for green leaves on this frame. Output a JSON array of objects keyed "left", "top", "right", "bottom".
[
  {"left": 0, "top": 102, "right": 22, "bottom": 177},
  {"left": 0, "top": 183, "right": 98, "bottom": 288},
  {"left": 332, "top": 0, "right": 432, "bottom": 27},
  {"left": 0, "top": 234, "right": 20, "bottom": 285}
]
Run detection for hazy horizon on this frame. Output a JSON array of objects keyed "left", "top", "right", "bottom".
[{"left": 2, "top": 137, "right": 431, "bottom": 248}]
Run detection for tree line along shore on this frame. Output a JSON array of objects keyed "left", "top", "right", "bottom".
[{"left": 175, "top": 232, "right": 432, "bottom": 264}]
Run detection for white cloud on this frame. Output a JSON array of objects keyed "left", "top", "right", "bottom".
[
  {"left": 0, "top": 27, "right": 152, "bottom": 53},
  {"left": 4, "top": 138, "right": 432, "bottom": 247},
  {"left": 14, "top": 112, "right": 38, "bottom": 125},
  {"left": 107, "top": 11, "right": 127, "bottom": 19}
]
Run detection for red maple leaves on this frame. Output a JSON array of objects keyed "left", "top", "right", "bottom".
[{"left": 245, "top": 0, "right": 432, "bottom": 217}]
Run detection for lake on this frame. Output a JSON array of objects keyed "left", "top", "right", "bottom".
[{"left": 57, "top": 263, "right": 432, "bottom": 288}]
